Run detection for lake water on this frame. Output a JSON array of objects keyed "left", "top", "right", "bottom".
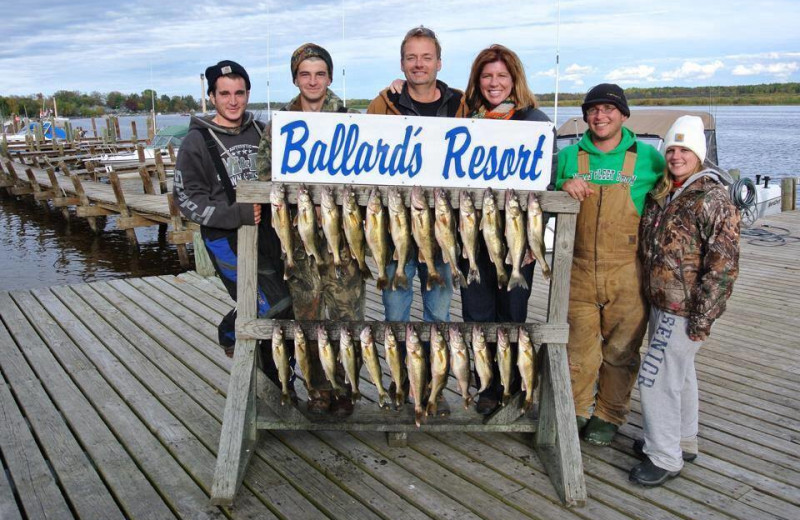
[{"left": 2, "top": 105, "right": 798, "bottom": 291}]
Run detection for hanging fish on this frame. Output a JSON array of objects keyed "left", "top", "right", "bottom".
[
  {"left": 384, "top": 325, "right": 406, "bottom": 409},
  {"left": 459, "top": 190, "right": 481, "bottom": 285},
  {"left": 317, "top": 325, "right": 345, "bottom": 396},
  {"left": 434, "top": 188, "right": 467, "bottom": 287},
  {"left": 481, "top": 188, "right": 508, "bottom": 288},
  {"left": 411, "top": 186, "right": 444, "bottom": 289},
  {"left": 449, "top": 325, "right": 473, "bottom": 409},
  {"left": 271, "top": 324, "right": 293, "bottom": 405},
  {"left": 270, "top": 183, "right": 295, "bottom": 279},
  {"left": 426, "top": 323, "right": 450, "bottom": 417},
  {"left": 388, "top": 187, "right": 412, "bottom": 290},
  {"left": 339, "top": 327, "right": 361, "bottom": 403},
  {"left": 292, "top": 322, "right": 317, "bottom": 398},
  {"left": 406, "top": 324, "right": 428, "bottom": 427},
  {"left": 471, "top": 325, "right": 492, "bottom": 394},
  {"left": 320, "top": 185, "right": 343, "bottom": 270},
  {"left": 505, "top": 189, "right": 529, "bottom": 291},
  {"left": 360, "top": 325, "right": 389, "bottom": 409},
  {"left": 496, "top": 328, "right": 513, "bottom": 406},
  {"left": 341, "top": 185, "right": 372, "bottom": 279},
  {"left": 517, "top": 326, "right": 536, "bottom": 412},
  {"left": 527, "top": 192, "right": 552, "bottom": 280},
  {"left": 365, "top": 187, "right": 391, "bottom": 290},
  {"left": 296, "top": 184, "right": 324, "bottom": 267}
]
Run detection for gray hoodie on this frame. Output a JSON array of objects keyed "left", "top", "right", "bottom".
[{"left": 173, "top": 112, "right": 264, "bottom": 230}]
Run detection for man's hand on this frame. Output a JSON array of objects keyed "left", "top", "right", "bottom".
[
  {"left": 253, "top": 203, "right": 261, "bottom": 225},
  {"left": 562, "top": 178, "right": 596, "bottom": 202},
  {"left": 688, "top": 332, "right": 707, "bottom": 342}
]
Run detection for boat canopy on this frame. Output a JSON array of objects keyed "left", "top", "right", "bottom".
[{"left": 556, "top": 109, "right": 718, "bottom": 164}]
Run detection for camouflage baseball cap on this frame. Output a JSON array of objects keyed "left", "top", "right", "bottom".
[{"left": 290, "top": 43, "right": 333, "bottom": 80}]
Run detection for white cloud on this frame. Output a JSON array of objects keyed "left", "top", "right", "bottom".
[
  {"left": 660, "top": 60, "right": 724, "bottom": 81},
  {"left": 731, "top": 62, "right": 798, "bottom": 78},
  {"left": 606, "top": 65, "right": 656, "bottom": 83}
]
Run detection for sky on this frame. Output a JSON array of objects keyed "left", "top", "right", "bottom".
[{"left": 1, "top": 0, "right": 798, "bottom": 103}]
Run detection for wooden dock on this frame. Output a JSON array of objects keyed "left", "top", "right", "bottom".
[{"left": 2, "top": 211, "right": 799, "bottom": 519}]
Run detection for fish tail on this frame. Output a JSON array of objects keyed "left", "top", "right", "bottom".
[
  {"left": 454, "top": 268, "right": 467, "bottom": 288},
  {"left": 467, "top": 266, "right": 481, "bottom": 285},
  {"left": 425, "top": 399, "right": 438, "bottom": 417},
  {"left": 507, "top": 272, "right": 529, "bottom": 291},
  {"left": 376, "top": 275, "right": 389, "bottom": 290},
  {"left": 415, "top": 407, "right": 424, "bottom": 427},
  {"left": 541, "top": 262, "right": 552, "bottom": 280},
  {"left": 392, "top": 271, "right": 409, "bottom": 290},
  {"left": 497, "top": 270, "right": 509, "bottom": 289},
  {"left": 360, "top": 264, "right": 373, "bottom": 280},
  {"left": 352, "top": 391, "right": 361, "bottom": 403},
  {"left": 428, "top": 269, "right": 445, "bottom": 289}
]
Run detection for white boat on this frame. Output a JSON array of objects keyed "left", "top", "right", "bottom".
[
  {"left": 4, "top": 119, "right": 68, "bottom": 143},
  {"left": 90, "top": 124, "right": 189, "bottom": 171}
]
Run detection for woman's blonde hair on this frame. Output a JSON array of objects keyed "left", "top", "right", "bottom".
[
  {"left": 651, "top": 150, "right": 705, "bottom": 201},
  {"left": 464, "top": 44, "right": 537, "bottom": 112}
]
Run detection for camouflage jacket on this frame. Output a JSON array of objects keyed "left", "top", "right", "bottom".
[
  {"left": 639, "top": 172, "right": 740, "bottom": 336},
  {"left": 255, "top": 89, "right": 355, "bottom": 180}
]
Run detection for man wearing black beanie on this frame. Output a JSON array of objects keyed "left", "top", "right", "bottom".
[
  {"left": 555, "top": 83, "right": 665, "bottom": 447},
  {"left": 174, "top": 60, "right": 294, "bottom": 394}
]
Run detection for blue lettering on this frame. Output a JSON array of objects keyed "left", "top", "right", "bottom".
[
  {"left": 279, "top": 120, "right": 308, "bottom": 173},
  {"left": 442, "top": 126, "right": 470, "bottom": 179}
]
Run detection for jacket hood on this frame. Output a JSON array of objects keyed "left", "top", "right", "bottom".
[
  {"left": 379, "top": 80, "right": 457, "bottom": 115},
  {"left": 669, "top": 168, "right": 723, "bottom": 201},
  {"left": 189, "top": 111, "right": 257, "bottom": 135},
  {"left": 578, "top": 126, "right": 636, "bottom": 155}
]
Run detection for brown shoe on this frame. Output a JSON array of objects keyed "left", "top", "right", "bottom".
[
  {"left": 331, "top": 395, "right": 354, "bottom": 417},
  {"left": 307, "top": 390, "right": 331, "bottom": 415}
]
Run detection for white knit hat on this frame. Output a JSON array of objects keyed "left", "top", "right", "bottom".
[{"left": 663, "top": 115, "right": 707, "bottom": 163}]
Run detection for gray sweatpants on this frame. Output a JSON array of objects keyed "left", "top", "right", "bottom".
[{"left": 637, "top": 308, "right": 703, "bottom": 472}]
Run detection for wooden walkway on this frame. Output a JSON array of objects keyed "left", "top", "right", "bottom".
[{"left": 2, "top": 212, "right": 799, "bottom": 519}]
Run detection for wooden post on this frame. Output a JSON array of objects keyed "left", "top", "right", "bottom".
[
  {"left": 167, "top": 143, "right": 176, "bottom": 164},
  {"left": 91, "top": 117, "right": 97, "bottom": 138},
  {"left": 192, "top": 231, "right": 216, "bottom": 277},
  {"left": 154, "top": 150, "right": 168, "bottom": 194},
  {"left": 114, "top": 116, "right": 122, "bottom": 142},
  {"left": 136, "top": 143, "right": 146, "bottom": 165},
  {"left": 781, "top": 177, "right": 796, "bottom": 212},
  {"left": 25, "top": 167, "right": 53, "bottom": 201},
  {"left": 70, "top": 174, "right": 99, "bottom": 232},
  {"left": 211, "top": 224, "right": 260, "bottom": 506},
  {"left": 1, "top": 133, "right": 7, "bottom": 158},
  {"left": 46, "top": 167, "right": 77, "bottom": 219},
  {"left": 138, "top": 165, "right": 155, "bottom": 195},
  {"left": 167, "top": 193, "right": 191, "bottom": 267},
  {"left": 109, "top": 171, "right": 139, "bottom": 246},
  {"left": 131, "top": 121, "right": 138, "bottom": 143}
]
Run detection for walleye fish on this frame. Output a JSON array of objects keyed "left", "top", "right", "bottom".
[
  {"left": 384, "top": 325, "right": 406, "bottom": 409},
  {"left": 459, "top": 191, "right": 481, "bottom": 285},
  {"left": 317, "top": 326, "right": 345, "bottom": 396},
  {"left": 517, "top": 326, "right": 536, "bottom": 412},
  {"left": 410, "top": 186, "right": 444, "bottom": 290},
  {"left": 270, "top": 183, "right": 295, "bottom": 279},
  {"left": 365, "top": 188, "right": 391, "bottom": 290},
  {"left": 471, "top": 326, "right": 493, "bottom": 394},
  {"left": 293, "top": 323, "right": 317, "bottom": 398},
  {"left": 296, "top": 184, "right": 324, "bottom": 266},
  {"left": 481, "top": 188, "right": 508, "bottom": 288},
  {"left": 426, "top": 324, "right": 450, "bottom": 417},
  {"left": 320, "top": 185, "right": 343, "bottom": 269},
  {"left": 527, "top": 192, "right": 552, "bottom": 280},
  {"left": 388, "top": 188, "right": 412, "bottom": 290},
  {"left": 342, "top": 186, "right": 372, "bottom": 279},
  {"left": 505, "top": 189, "right": 529, "bottom": 291},
  {"left": 339, "top": 327, "right": 361, "bottom": 403},
  {"left": 496, "top": 328, "right": 513, "bottom": 406},
  {"left": 360, "top": 326, "right": 389, "bottom": 409},
  {"left": 271, "top": 325, "right": 292, "bottom": 405},
  {"left": 434, "top": 188, "right": 467, "bottom": 288},
  {"left": 405, "top": 324, "right": 428, "bottom": 427},
  {"left": 449, "top": 326, "right": 473, "bottom": 409}
]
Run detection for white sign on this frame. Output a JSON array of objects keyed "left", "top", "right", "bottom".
[{"left": 271, "top": 111, "right": 553, "bottom": 191}]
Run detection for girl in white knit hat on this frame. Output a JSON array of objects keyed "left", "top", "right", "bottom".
[{"left": 631, "top": 115, "right": 741, "bottom": 486}]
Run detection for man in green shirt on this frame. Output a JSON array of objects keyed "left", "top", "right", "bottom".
[{"left": 556, "top": 83, "right": 665, "bottom": 446}]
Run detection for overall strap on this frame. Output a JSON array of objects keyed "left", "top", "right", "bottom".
[
  {"left": 621, "top": 142, "right": 638, "bottom": 178},
  {"left": 577, "top": 149, "right": 590, "bottom": 176},
  {"left": 197, "top": 127, "right": 236, "bottom": 205}
]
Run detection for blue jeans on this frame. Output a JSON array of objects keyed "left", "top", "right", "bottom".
[{"left": 382, "top": 250, "right": 452, "bottom": 322}]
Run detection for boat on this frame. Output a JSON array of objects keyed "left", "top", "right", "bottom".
[
  {"left": 3, "top": 119, "right": 68, "bottom": 143},
  {"left": 89, "top": 124, "right": 189, "bottom": 171},
  {"left": 555, "top": 108, "right": 780, "bottom": 220}
]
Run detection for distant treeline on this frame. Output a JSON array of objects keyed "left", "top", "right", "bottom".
[
  {"left": 3, "top": 82, "right": 799, "bottom": 118},
  {"left": 0, "top": 90, "right": 201, "bottom": 118}
]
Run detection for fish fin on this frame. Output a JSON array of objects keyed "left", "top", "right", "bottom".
[
  {"left": 507, "top": 273, "right": 529, "bottom": 292},
  {"left": 522, "top": 249, "right": 535, "bottom": 266},
  {"left": 504, "top": 250, "right": 512, "bottom": 265}
]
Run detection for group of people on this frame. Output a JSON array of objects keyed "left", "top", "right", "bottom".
[{"left": 173, "top": 25, "right": 740, "bottom": 489}]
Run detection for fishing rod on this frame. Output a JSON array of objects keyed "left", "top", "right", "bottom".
[{"left": 554, "top": 0, "right": 561, "bottom": 126}]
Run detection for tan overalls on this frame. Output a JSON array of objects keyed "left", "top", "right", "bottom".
[{"left": 568, "top": 147, "right": 648, "bottom": 425}]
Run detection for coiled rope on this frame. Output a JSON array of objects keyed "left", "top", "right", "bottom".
[{"left": 729, "top": 177, "right": 758, "bottom": 228}]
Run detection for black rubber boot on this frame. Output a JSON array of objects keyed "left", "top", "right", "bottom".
[{"left": 629, "top": 458, "right": 680, "bottom": 487}]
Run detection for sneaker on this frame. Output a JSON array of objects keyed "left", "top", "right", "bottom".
[
  {"left": 331, "top": 395, "right": 354, "bottom": 417},
  {"left": 583, "top": 416, "right": 619, "bottom": 446},
  {"left": 307, "top": 390, "right": 332, "bottom": 415},
  {"left": 633, "top": 439, "right": 697, "bottom": 462},
  {"left": 629, "top": 458, "right": 680, "bottom": 487},
  {"left": 475, "top": 394, "right": 500, "bottom": 416}
]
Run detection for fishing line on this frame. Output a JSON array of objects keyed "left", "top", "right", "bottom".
[{"left": 741, "top": 224, "right": 800, "bottom": 247}]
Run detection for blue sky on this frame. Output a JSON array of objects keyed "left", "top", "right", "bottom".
[{"left": 1, "top": 0, "right": 798, "bottom": 102}]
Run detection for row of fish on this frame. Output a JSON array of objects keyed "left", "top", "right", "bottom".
[
  {"left": 270, "top": 184, "right": 552, "bottom": 290},
  {"left": 270, "top": 323, "right": 538, "bottom": 427}
]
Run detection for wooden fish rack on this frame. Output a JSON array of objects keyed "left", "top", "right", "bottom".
[{"left": 211, "top": 181, "right": 586, "bottom": 508}]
